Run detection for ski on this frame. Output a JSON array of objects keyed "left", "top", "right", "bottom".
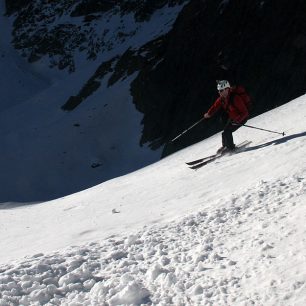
[
  {"left": 188, "top": 141, "right": 252, "bottom": 170},
  {"left": 189, "top": 154, "right": 222, "bottom": 169},
  {"left": 186, "top": 140, "right": 251, "bottom": 166},
  {"left": 186, "top": 153, "right": 219, "bottom": 166}
]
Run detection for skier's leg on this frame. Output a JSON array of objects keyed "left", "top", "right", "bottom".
[
  {"left": 219, "top": 112, "right": 229, "bottom": 150},
  {"left": 223, "top": 119, "right": 248, "bottom": 150},
  {"left": 222, "top": 127, "right": 235, "bottom": 150}
]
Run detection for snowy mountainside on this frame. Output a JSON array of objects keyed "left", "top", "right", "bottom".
[
  {"left": 7, "top": 0, "right": 187, "bottom": 72},
  {"left": 0, "top": 96, "right": 305, "bottom": 305},
  {"left": 0, "top": 1, "right": 188, "bottom": 202}
]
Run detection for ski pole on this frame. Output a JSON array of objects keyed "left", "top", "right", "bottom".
[
  {"left": 233, "top": 122, "right": 285, "bottom": 136},
  {"left": 171, "top": 118, "right": 205, "bottom": 142}
]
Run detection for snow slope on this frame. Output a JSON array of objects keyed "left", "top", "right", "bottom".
[{"left": 0, "top": 96, "right": 305, "bottom": 305}]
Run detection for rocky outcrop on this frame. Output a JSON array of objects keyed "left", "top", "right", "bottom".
[{"left": 6, "top": 0, "right": 185, "bottom": 72}]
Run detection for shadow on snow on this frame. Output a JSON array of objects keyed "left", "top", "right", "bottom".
[{"left": 244, "top": 130, "right": 306, "bottom": 153}]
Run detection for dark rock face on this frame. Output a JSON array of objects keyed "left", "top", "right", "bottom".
[
  {"left": 131, "top": 0, "right": 306, "bottom": 156},
  {"left": 5, "top": 0, "right": 30, "bottom": 15},
  {"left": 71, "top": 0, "right": 117, "bottom": 17}
]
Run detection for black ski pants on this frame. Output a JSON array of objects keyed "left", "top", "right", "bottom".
[
  {"left": 222, "top": 119, "right": 247, "bottom": 149},
  {"left": 219, "top": 110, "right": 248, "bottom": 149}
]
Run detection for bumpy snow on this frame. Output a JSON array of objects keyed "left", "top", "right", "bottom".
[{"left": 0, "top": 175, "right": 305, "bottom": 305}]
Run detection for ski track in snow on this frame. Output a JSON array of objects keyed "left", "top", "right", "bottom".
[{"left": 1, "top": 173, "right": 305, "bottom": 305}]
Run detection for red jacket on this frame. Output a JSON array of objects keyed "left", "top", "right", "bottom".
[{"left": 207, "top": 90, "right": 249, "bottom": 123}]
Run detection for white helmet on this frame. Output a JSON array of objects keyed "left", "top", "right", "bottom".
[{"left": 217, "top": 80, "right": 230, "bottom": 91}]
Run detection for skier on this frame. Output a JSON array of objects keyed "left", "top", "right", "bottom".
[{"left": 203, "top": 80, "right": 249, "bottom": 153}]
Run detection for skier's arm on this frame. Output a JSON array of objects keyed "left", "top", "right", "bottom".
[{"left": 204, "top": 98, "right": 222, "bottom": 119}]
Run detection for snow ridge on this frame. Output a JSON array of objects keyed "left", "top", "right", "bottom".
[{"left": 1, "top": 172, "right": 305, "bottom": 305}]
